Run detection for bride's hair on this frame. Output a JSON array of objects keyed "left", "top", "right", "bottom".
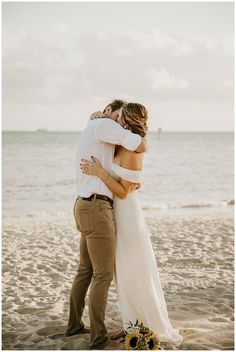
[{"left": 121, "top": 103, "right": 148, "bottom": 137}]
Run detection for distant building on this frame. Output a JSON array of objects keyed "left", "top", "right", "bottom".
[{"left": 36, "top": 128, "right": 47, "bottom": 132}]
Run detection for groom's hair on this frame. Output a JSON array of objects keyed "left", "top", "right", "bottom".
[{"left": 102, "top": 99, "right": 125, "bottom": 113}]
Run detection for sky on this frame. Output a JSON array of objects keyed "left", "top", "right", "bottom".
[{"left": 2, "top": 1, "right": 234, "bottom": 131}]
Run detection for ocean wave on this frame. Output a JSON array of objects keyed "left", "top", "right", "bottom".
[
  {"left": 142, "top": 200, "right": 234, "bottom": 210},
  {"left": 3, "top": 200, "right": 234, "bottom": 220}
]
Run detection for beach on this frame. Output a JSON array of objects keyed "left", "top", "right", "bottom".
[{"left": 2, "top": 209, "right": 234, "bottom": 350}]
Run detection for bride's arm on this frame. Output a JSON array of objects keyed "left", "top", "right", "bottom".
[{"left": 80, "top": 157, "right": 137, "bottom": 199}]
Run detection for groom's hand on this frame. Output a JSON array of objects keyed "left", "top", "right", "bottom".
[{"left": 90, "top": 111, "right": 104, "bottom": 120}]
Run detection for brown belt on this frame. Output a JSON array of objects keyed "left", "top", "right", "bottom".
[{"left": 81, "top": 194, "right": 113, "bottom": 206}]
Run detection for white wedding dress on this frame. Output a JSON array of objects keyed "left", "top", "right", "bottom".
[{"left": 112, "top": 163, "right": 183, "bottom": 345}]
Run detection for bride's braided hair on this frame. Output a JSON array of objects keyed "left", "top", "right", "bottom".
[{"left": 122, "top": 103, "right": 148, "bottom": 137}]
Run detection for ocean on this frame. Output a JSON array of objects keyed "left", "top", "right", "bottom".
[{"left": 2, "top": 131, "right": 234, "bottom": 219}]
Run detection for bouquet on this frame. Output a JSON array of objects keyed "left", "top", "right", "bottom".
[{"left": 124, "top": 320, "right": 162, "bottom": 350}]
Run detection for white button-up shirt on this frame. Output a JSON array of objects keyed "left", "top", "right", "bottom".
[{"left": 76, "top": 118, "right": 141, "bottom": 199}]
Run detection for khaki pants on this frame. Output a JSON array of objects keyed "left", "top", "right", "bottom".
[{"left": 67, "top": 196, "right": 116, "bottom": 348}]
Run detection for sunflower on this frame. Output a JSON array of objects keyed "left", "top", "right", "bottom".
[
  {"left": 124, "top": 321, "right": 163, "bottom": 350},
  {"left": 137, "top": 336, "right": 149, "bottom": 350},
  {"left": 146, "top": 334, "right": 161, "bottom": 350},
  {"left": 125, "top": 331, "right": 142, "bottom": 350}
]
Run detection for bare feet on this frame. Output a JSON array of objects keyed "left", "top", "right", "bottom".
[{"left": 110, "top": 329, "right": 125, "bottom": 340}]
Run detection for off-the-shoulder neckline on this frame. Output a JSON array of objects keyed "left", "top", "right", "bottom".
[{"left": 112, "top": 162, "right": 143, "bottom": 173}]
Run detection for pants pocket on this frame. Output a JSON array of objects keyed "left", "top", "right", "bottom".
[{"left": 78, "top": 209, "right": 93, "bottom": 235}]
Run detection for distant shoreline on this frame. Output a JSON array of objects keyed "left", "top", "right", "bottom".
[{"left": 2, "top": 130, "right": 234, "bottom": 133}]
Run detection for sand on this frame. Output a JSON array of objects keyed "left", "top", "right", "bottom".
[{"left": 2, "top": 210, "right": 234, "bottom": 350}]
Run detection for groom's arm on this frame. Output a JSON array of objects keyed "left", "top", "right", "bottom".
[{"left": 95, "top": 118, "right": 147, "bottom": 153}]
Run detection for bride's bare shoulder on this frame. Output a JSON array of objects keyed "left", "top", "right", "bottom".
[{"left": 119, "top": 148, "right": 143, "bottom": 171}]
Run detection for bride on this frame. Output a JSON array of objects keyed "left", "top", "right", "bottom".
[{"left": 80, "top": 102, "right": 183, "bottom": 346}]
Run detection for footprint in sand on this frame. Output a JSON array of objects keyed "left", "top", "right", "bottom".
[
  {"left": 15, "top": 306, "right": 53, "bottom": 315},
  {"left": 36, "top": 325, "right": 67, "bottom": 337}
]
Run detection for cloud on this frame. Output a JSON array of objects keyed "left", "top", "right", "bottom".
[
  {"left": 193, "top": 34, "right": 219, "bottom": 50},
  {"left": 222, "top": 34, "right": 234, "bottom": 55},
  {"left": 127, "top": 29, "right": 194, "bottom": 56},
  {"left": 3, "top": 23, "right": 234, "bottom": 108},
  {"left": 126, "top": 29, "right": 234, "bottom": 58},
  {"left": 146, "top": 68, "right": 190, "bottom": 91},
  {"left": 3, "top": 24, "right": 89, "bottom": 104}
]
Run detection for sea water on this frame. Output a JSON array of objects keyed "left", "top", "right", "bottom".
[{"left": 3, "top": 131, "right": 234, "bottom": 219}]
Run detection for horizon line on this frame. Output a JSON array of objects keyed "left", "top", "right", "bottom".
[{"left": 2, "top": 129, "right": 234, "bottom": 133}]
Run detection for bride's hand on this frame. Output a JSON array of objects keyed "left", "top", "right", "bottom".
[
  {"left": 129, "top": 183, "right": 141, "bottom": 193},
  {"left": 80, "top": 156, "right": 103, "bottom": 176}
]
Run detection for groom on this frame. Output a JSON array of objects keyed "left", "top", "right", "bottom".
[{"left": 66, "top": 99, "right": 147, "bottom": 349}]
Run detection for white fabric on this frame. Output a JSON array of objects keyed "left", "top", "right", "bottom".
[
  {"left": 112, "top": 162, "right": 183, "bottom": 345},
  {"left": 75, "top": 118, "right": 142, "bottom": 199},
  {"left": 112, "top": 163, "right": 144, "bottom": 184}
]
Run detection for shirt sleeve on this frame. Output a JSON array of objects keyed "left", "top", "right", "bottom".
[{"left": 95, "top": 118, "right": 142, "bottom": 152}]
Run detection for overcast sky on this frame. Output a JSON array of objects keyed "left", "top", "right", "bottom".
[{"left": 3, "top": 2, "right": 234, "bottom": 131}]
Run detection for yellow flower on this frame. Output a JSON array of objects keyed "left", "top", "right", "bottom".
[
  {"left": 125, "top": 331, "right": 142, "bottom": 350},
  {"left": 147, "top": 333, "right": 161, "bottom": 350}
]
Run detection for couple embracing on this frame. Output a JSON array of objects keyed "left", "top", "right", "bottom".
[{"left": 66, "top": 100, "right": 183, "bottom": 349}]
